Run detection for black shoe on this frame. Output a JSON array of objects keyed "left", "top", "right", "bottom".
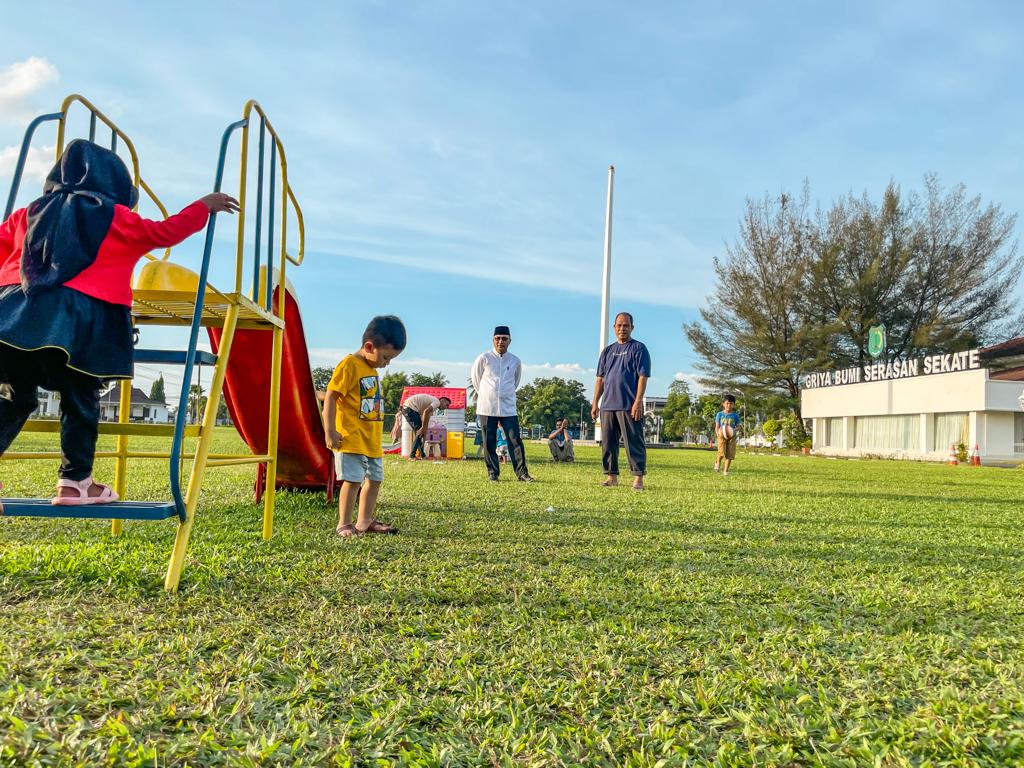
[
  {"left": 518, "top": 474, "right": 536, "bottom": 483},
  {"left": 488, "top": 475, "right": 499, "bottom": 482}
]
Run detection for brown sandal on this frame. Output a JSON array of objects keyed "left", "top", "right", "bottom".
[
  {"left": 336, "top": 524, "right": 361, "bottom": 538},
  {"left": 358, "top": 519, "right": 399, "bottom": 535}
]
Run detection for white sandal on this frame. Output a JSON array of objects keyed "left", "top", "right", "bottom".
[{"left": 51, "top": 476, "right": 118, "bottom": 506}]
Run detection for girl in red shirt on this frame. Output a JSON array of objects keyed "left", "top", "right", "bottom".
[{"left": 0, "top": 140, "right": 238, "bottom": 507}]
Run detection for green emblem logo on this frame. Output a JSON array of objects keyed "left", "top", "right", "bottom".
[{"left": 867, "top": 324, "right": 886, "bottom": 358}]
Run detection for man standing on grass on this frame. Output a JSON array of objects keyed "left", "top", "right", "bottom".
[
  {"left": 591, "top": 312, "right": 650, "bottom": 490},
  {"left": 471, "top": 326, "right": 534, "bottom": 482}
]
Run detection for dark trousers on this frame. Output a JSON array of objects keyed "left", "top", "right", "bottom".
[
  {"left": 601, "top": 409, "right": 647, "bottom": 476},
  {"left": 402, "top": 407, "right": 425, "bottom": 458},
  {"left": 0, "top": 347, "right": 101, "bottom": 481},
  {"left": 479, "top": 415, "right": 529, "bottom": 479}
]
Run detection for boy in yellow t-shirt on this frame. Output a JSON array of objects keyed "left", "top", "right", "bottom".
[{"left": 323, "top": 315, "right": 407, "bottom": 537}]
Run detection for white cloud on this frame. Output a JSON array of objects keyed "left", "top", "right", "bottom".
[
  {"left": 0, "top": 58, "right": 59, "bottom": 120},
  {"left": 0, "top": 143, "right": 56, "bottom": 189}
]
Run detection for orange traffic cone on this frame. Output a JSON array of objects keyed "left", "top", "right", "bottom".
[
  {"left": 947, "top": 443, "right": 958, "bottom": 466},
  {"left": 970, "top": 444, "right": 981, "bottom": 467}
]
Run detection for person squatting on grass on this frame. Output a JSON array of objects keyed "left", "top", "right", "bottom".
[
  {"left": 0, "top": 140, "right": 238, "bottom": 511},
  {"left": 323, "top": 315, "right": 406, "bottom": 537},
  {"left": 713, "top": 394, "right": 741, "bottom": 476},
  {"left": 592, "top": 312, "right": 651, "bottom": 491},
  {"left": 548, "top": 418, "right": 575, "bottom": 462},
  {"left": 392, "top": 392, "right": 450, "bottom": 460}
]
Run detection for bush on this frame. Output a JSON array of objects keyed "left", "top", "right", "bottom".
[
  {"left": 956, "top": 442, "right": 969, "bottom": 464},
  {"left": 761, "top": 419, "right": 780, "bottom": 445},
  {"left": 781, "top": 412, "right": 807, "bottom": 449}
]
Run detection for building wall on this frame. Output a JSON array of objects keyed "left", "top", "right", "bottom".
[
  {"left": 803, "top": 368, "right": 1024, "bottom": 461},
  {"left": 802, "top": 369, "right": 988, "bottom": 418}
]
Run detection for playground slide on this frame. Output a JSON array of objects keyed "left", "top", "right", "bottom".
[{"left": 209, "top": 282, "right": 334, "bottom": 497}]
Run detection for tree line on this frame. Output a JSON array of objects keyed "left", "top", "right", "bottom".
[{"left": 685, "top": 176, "right": 1021, "bottom": 427}]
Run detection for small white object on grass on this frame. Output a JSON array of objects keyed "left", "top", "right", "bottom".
[{"left": 545, "top": 506, "right": 555, "bottom": 512}]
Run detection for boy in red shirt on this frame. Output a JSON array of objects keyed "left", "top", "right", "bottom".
[{"left": 0, "top": 140, "right": 238, "bottom": 507}]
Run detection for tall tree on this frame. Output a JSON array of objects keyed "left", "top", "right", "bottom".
[
  {"left": 149, "top": 374, "right": 166, "bottom": 405},
  {"left": 311, "top": 366, "right": 333, "bottom": 392},
  {"left": 661, "top": 378, "right": 693, "bottom": 441},
  {"left": 409, "top": 371, "right": 448, "bottom": 387},
  {"left": 685, "top": 191, "right": 831, "bottom": 423},
  {"left": 188, "top": 384, "right": 207, "bottom": 425},
  {"left": 516, "top": 377, "right": 590, "bottom": 431},
  {"left": 807, "top": 178, "right": 1021, "bottom": 365},
  {"left": 380, "top": 371, "right": 411, "bottom": 417}
]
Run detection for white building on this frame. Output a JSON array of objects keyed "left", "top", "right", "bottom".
[
  {"left": 802, "top": 342, "right": 1024, "bottom": 462},
  {"left": 98, "top": 386, "right": 170, "bottom": 423},
  {"left": 32, "top": 389, "right": 61, "bottom": 418}
]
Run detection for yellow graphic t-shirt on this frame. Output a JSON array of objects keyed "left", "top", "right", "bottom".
[{"left": 327, "top": 354, "right": 383, "bottom": 458}]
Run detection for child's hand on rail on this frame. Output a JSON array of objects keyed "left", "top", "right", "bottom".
[{"left": 201, "top": 193, "right": 240, "bottom": 214}]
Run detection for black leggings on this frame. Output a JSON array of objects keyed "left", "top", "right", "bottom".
[{"left": 0, "top": 347, "right": 102, "bottom": 481}]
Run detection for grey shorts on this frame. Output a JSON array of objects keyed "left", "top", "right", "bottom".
[{"left": 334, "top": 452, "right": 385, "bottom": 483}]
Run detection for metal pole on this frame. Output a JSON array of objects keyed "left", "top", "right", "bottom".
[
  {"left": 596, "top": 165, "right": 614, "bottom": 443},
  {"left": 599, "top": 165, "right": 614, "bottom": 353}
]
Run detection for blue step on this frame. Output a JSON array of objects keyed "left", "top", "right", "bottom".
[
  {"left": 134, "top": 349, "right": 217, "bottom": 366},
  {"left": 0, "top": 498, "right": 180, "bottom": 521}
]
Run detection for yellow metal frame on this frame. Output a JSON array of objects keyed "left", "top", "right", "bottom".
[{"left": 2, "top": 96, "right": 305, "bottom": 592}]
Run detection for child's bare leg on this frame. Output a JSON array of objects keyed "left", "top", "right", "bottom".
[
  {"left": 338, "top": 480, "right": 360, "bottom": 528},
  {"left": 355, "top": 479, "right": 382, "bottom": 531}
]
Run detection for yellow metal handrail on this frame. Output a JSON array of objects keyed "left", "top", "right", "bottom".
[{"left": 55, "top": 94, "right": 173, "bottom": 261}]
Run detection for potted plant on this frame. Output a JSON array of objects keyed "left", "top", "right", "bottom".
[{"left": 801, "top": 437, "right": 812, "bottom": 455}]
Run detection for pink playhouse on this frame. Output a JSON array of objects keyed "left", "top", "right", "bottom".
[{"left": 396, "top": 386, "right": 467, "bottom": 459}]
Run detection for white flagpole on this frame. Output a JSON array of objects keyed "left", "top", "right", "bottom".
[
  {"left": 596, "top": 165, "right": 614, "bottom": 442},
  {"left": 600, "top": 165, "right": 614, "bottom": 353}
]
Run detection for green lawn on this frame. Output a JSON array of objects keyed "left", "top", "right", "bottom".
[{"left": 2, "top": 429, "right": 1024, "bottom": 766}]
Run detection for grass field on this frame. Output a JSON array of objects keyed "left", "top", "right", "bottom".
[{"left": 2, "top": 428, "right": 1024, "bottom": 766}]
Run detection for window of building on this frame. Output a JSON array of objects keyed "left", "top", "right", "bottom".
[
  {"left": 933, "top": 412, "right": 969, "bottom": 452},
  {"left": 1015, "top": 413, "right": 1024, "bottom": 455},
  {"left": 854, "top": 415, "right": 918, "bottom": 451},
  {"left": 824, "top": 417, "right": 843, "bottom": 448}
]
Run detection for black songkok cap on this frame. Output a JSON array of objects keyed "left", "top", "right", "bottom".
[{"left": 494, "top": 326, "right": 511, "bottom": 337}]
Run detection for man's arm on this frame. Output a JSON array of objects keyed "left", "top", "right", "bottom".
[
  {"left": 419, "top": 405, "right": 434, "bottom": 437},
  {"left": 591, "top": 377, "right": 605, "bottom": 420},
  {"left": 630, "top": 376, "right": 648, "bottom": 422},
  {"left": 513, "top": 356, "right": 522, "bottom": 388},
  {"left": 471, "top": 354, "right": 484, "bottom": 394}
]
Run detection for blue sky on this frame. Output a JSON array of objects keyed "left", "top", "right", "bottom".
[{"left": 2, "top": 2, "right": 1023, "bottom": 398}]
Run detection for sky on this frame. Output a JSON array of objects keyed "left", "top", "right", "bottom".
[{"left": 2, "top": 1, "right": 1023, "bottom": 399}]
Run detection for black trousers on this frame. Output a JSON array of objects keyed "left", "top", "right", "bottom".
[
  {"left": 601, "top": 409, "right": 647, "bottom": 476},
  {"left": 479, "top": 414, "right": 529, "bottom": 479},
  {"left": 402, "top": 407, "right": 426, "bottom": 458},
  {"left": 0, "top": 347, "right": 101, "bottom": 481}
]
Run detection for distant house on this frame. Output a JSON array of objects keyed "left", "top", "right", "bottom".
[
  {"left": 98, "top": 386, "right": 170, "bottom": 423},
  {"left": 32, "top": 389, "right": 61, "bottom": 418}
]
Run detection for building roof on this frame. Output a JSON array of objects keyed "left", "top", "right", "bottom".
[
  {"left": 981, "top": 336, "right": 1024, "bottom": 359},
  {"left": 99, "top": 386, "right": 166, "bottom": 406},
  {"left": 989, "top": 365, "right": 1024, "bottom": 381}
]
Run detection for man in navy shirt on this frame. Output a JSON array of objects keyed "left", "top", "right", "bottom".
[{"left": 591, "top": 312, "right": 651, "bottom": 490}]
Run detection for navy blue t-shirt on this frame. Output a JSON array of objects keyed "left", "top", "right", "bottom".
[{"left": 596, "top": 339, "right": 651, "bottom": 411}]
